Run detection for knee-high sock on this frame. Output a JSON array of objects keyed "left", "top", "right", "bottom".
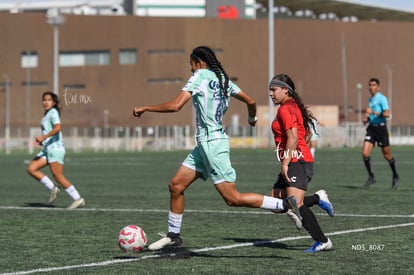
[
  {"left": 299, "top": 205, "right": 328, "bottom": 243},
  {"left": 388, "top": 158, "right": 398, "bottom": 177},
  {"left": 304, "top": 194, "right": 319, "bottom": 207},
  {"left": 363, "top": 157, "right": 374, "bottom": 176},
  {"left": 39, "top": 176, "right": 55, "bottom": 190}
]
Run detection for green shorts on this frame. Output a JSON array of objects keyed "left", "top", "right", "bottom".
[
  {"left": 182, "top": 138, "right": 236, "bottom": 184},
  {"left": 36, "top": 148, "right": 65, "bottom": 164}
]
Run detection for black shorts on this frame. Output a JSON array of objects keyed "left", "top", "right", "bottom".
[
  {"left": 364, "top": 124, "right": 389, "bottom": 147},
  {"left": 273, "top": 161, "right": 313, "bottom": 191}
]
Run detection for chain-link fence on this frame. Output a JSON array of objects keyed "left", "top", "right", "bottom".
[{"left": 1, "top": 124, "right": 413, "bottom": 154}]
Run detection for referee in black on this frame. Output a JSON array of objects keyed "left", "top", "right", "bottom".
[{"left": 362, "top": 78, "right": 399, "bottom": 189}]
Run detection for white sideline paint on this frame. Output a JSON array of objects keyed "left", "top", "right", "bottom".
[{"left": 1, "top": 221, "right": 414, "bottom": 275}]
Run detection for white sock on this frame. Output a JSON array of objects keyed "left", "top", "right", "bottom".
[
  {"left": 39, "top": 176, "right": 55, "bottom": 190},
  {"left": 168, "top": 211, "right": 183, "bottom": 234},
  {"left": 64, "top": 185, "right": 81, "bottom": 200},
  {"left": 261, "top": 196, "right": 285, "bottom": 211}
]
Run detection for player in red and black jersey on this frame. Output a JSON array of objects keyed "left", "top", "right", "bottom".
[{"left": 269, "top": 73, "right": 333, "bottom": 252}]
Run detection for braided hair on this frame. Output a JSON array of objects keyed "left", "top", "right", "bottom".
[
  {"left": 271, "top": 74, "right": 318, "bottom": 139},
  {"left": 190, "top": 46, "right": 230, "bottom": 97}
]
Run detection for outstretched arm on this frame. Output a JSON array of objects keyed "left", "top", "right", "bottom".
[
  {"left": 133, "top": 91, "right": 192, "bottom": 117},
  {"left": 233, "top": 90, "right": 257, "bottom": 127}
]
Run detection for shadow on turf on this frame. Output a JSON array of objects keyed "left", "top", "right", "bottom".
[
  {"left": 113, "top": 237, "right": 310, "bottom": 261},
  {"left": 114, "top": 246, "right": 290, "bottom": 260},
  {"left": 23, "top": 202, "right": 56, "bottom": 208},
  {"left": 113, "top": 247, "right": 194, "bottom": 260},
  {"left": 112, "top": 238, "right": 308, "bottom": 260}
]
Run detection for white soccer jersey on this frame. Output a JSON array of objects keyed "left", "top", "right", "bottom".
[
  {"left": 182, "top": 69, "right": 240, "bottom": 141},
  {"left": 40, "top": 108, "right": 64, "bottom": 150}
]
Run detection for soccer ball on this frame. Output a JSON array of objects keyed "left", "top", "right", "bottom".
[{"left": 118, "top": 225, "right": 148, "bottom": 253}]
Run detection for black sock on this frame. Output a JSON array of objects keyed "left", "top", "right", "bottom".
[
  {"left": 281, "top": 199, "right": 289, "bottom": 213},
  {"left": 299, "top": 205, "right": 328, "bottom": 243},
  {"left": 388, "top": 158, "right": 398, "bottom": 178},
  {"left": 363, "top": 157, "right": 374, "bottom": 177},
  {"left": 304, "top": 194, "right": 319, "bottom": 207}
]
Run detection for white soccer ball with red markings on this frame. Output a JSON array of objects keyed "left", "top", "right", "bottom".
[{"left": 118, "top": 225, "right": 148, "bottom": 253}]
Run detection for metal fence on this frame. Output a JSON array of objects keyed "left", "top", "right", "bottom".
[{"left": 1, "top": 124, "right": 413, "bottom": 154}]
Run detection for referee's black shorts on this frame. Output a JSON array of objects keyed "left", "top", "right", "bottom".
[{"left": 364, "top": 123, "right": 390, "bottom": 147}]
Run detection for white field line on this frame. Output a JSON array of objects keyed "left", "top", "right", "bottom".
[
  {"left": 1, "top": 220, "right": 414, "bottom": 275},
  {"left": 1, "top": 206, "right": 413, "bottom": 218}
]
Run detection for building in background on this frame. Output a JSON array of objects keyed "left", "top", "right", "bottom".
[{"left": 1, "top": 0, "right": 414, "bottom": 152}]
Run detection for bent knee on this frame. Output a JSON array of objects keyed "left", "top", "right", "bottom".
[
  {"left": 222, "top": 195, "right": 242, "bottom": 207},
  {"left": 27, "top": 165, "right": 37, "bottom": 176},
  {"left": 168, "top": 179, "right": 185, "bottom": 194}
]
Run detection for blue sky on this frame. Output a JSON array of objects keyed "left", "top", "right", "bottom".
[{"left": 338, "top": 0, "right": 414, "bottom": 13}]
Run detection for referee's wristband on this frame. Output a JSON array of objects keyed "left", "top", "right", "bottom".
[{"left": 248, "top": 116, "right": 258, "bottom": 123}]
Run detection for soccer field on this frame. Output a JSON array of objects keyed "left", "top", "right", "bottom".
[{"left": 1, "top": 147, "right": 413, "bottom": 274}]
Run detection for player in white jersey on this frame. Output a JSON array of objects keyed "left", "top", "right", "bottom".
[
  {"left": 133, "top": 46, "right": 301, "bottom": 250},
  {"left": 27, "top": 91, "right": 85, "bottom": 209}
]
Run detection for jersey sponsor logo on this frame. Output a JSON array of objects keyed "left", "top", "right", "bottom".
[{"left": 208, "top": 79, "right": 220, "bottom": 92}]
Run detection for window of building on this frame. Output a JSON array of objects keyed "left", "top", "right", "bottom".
[
  {"left": 148, "top": 78, "right": 183, "bottom": 84},
  {"left": 148, "top": 49, "right": 184, "bottom": 55},
  {"left": 21, "top": 51, "right": 38, "bottom": 68},
  {"left": 119, "top": 49, "right": 137, "bottom": 65},
  {"left": 21, "top": 81, "right": 48, "bottom": 87},
  {"left": 60, "top": 50, "right": 110, "bottom": 67}
]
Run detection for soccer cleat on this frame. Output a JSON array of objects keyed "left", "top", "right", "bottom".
[
  {"left": 315, "top": 190, "right": 334, "bottom": 217},
  {"left": 67, "top": 198, "right": 85, "bottom": 209},
  {"left": 304, "top": 238, "right": 333, "bottom": 252},
  {"left": 286, "top": 196, "right": 302, "bottom": 221},
  {"left": 148, "top": 232, "right": 183, "bottom": 251},
  {"left": 392, "top": 175, "right": 400, "bottom": 189},
  {"left": 286, "top": 209, "right": 302, "bottom": 230},
  {"left": 363, "top": 175, "right": 376, "bottom": 188},
  {"left": 48, "top": 186, "right": 60, "bottom": 204}
]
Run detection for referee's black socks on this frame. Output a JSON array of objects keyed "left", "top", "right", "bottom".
[
  {"left": 363, "top": 157, "right": 374, "bottom": 177},
  {"left": 388, "top": 158, "right": 398, "bottom": 177}
]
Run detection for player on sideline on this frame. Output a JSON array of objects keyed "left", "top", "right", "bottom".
[
  {"left": 362, "top": 77, "right": 399, "bottom": 189},
  {"left": 268, "top": 74, "right": 333, "bottom": 252},
  {"left": 133, "top": 46, "right": 301, "bottom": 250},
  {"left": 27, "top": 91, "right": 85, "bottom": 209}
]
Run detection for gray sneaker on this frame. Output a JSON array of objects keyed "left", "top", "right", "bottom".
[
  {"left": 363, "top": 175, "right": 376, "bottom": 188},
  {"left": 286, "top": 196, "right": 302, "bottom": 221},
  {"left": 392, "top": 175, "right": 400, "bottom": 189},
  {"left": 48, "top": 186, "right": 60, "bottom": 204},
  {"left": 67, "top": 198, "right": 85, "bottom": 209},
  {"left": 148, "top": 232, "right": 183, "bottom": 251},
  {"left": 286, "top": 209, "right": 302, "bottom": 230}
]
